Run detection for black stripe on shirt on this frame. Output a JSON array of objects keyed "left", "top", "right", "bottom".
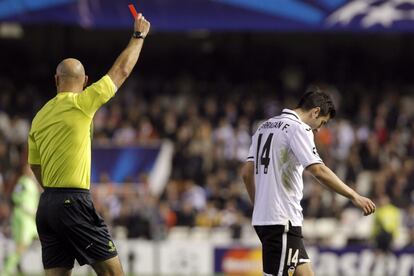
[{"left": 281, "top": 111, "right": 299, "bottom": 120}]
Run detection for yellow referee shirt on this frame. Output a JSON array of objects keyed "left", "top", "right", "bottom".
[{"left": 28, "top": 75, "right": 116, "bottom": 189}]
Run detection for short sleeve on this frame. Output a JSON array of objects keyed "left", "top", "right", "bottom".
[
  {"left": 28, "top": 133, "right": 40, "bottom": 165},
  {"left": 289, "top": 126, "right": 323, "bottom": 168},
  {"left": 246, "top": 132, "right": 257, "bottom": 162},
  {"left": 75, "top": 75, "right": 117, "bottom": 117}
]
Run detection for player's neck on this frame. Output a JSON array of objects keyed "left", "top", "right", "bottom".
[{"left": 293, "top": 108, "right": 309, "bottom": 124}]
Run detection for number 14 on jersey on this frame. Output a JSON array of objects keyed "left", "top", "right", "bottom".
[{"left": 256, "top": 133, "right": 273, "bottom": 174}]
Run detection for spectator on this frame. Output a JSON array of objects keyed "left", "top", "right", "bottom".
[{"left": 0, "top": 68, "right": 413, "bottom": 247}]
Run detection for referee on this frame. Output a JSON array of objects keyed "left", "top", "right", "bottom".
[
  {"left": 28, "top": 14, "right": 150, "bottom": 276},
  {"left": 242, "top": 89, "right": 376, "bottom": 276}
]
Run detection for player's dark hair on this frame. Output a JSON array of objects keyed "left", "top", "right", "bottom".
[{"left": 297, "top": 87, "right": 336, "bottom": 118}]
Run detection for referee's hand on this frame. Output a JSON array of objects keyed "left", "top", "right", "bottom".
[
  {"left": 352, "top": 195, "right": 376, "bottom": 216},
  {"left": 134, "top": 13, "right": 151, "bottom": 38}
]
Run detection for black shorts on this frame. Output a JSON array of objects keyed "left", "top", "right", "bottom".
[
  {"left": 254, "top": 223, "right": 310, "bottom": 276},
  {"left": 36, "top": 188, "right": 118, "bottom": 269}
]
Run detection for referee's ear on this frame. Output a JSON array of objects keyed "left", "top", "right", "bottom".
[
  {"left": 83, "top": 75, "right": 88, "bottom": 89},
  {"left": 55, "top": 75, "right": 59, "bottom": 90}
]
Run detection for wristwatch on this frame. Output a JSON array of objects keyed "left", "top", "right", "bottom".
[{"left": 132, "top": 31, "right": 145, "bottom": 39}]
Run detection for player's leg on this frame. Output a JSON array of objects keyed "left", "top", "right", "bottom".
[
  {"left": 254, "top": 225, "right": 286, "bottom": 275},
  {"left": 3, "top": 243, "right": 28, "bottom": 274},
  {"left": 285, "top": 225, "right": 312, "bottom": 276},
  {"left": 91, "top": 255, "right": 124, "bottom": 276},
  {"left": 45, "top": 267, "right": 73, "bottom": 276},
  {"left": 294, "top": 262, "right": 314, "bottom": 276},
  {"left": 2, "top": 214, "right": 30, "bottom": 275}
]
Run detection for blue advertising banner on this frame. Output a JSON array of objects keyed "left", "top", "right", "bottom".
[
  {"left": 91, "top": 145, "right": 160, "bottom": 183},
  {"left": 2, "top": 0, "right": 414, "bottom": 31}
]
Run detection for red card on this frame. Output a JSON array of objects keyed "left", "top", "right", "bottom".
[{"left": 128, "top": 4, "right": 139, "bottom": 19}]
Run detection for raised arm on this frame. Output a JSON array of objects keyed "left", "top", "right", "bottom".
[
  {"left": 107, "top": 13, "right": 150, "bottom": 89},
  {"left": 306, "top": 163, "right": 376, "bottom": 216}
]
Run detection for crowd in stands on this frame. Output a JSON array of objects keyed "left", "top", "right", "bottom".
[{"left": 0, "top": 72, "right": 413, "bottom": 247}]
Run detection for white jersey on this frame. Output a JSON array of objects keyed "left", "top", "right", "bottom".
[{"left": 247, "top": 109, "right": 323, "bottom": 226}]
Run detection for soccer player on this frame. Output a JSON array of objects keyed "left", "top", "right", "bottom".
[
  {"left": 241, "top": 89, "right": 376, "bottom": 276},
  {"left": 28, "top": 14, "right": 150, "bottom": 276},
  {"left": 2, "top": 165, "right": 40, "bottom": 276}
]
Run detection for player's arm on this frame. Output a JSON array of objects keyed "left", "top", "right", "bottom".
[
  {"left": 30, "top": 164, "right": 44, "bottom": 188},
  {"left": 107, "top": 13, "right": 150, "bottom": 89},
  {"left": 28, "top": 133, "right": 43, "bottom": 188},
  {"left": 241, "top": 161, "right": 255, "bottom": 205},
  {"left": 306, "top": 163, "right": 376, "bottom": 216}
]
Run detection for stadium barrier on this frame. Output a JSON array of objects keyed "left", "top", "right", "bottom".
[{"left": 1, "top": 229, "right": 414, "bottom": 276}]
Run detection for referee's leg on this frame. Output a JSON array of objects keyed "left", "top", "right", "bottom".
[
  {"left": 91, "top": 255, "right": 124, "bottom": 276},
  {"left": 45, "top": 267, "right": 72, "bottom": 276},
  {"left": 294, "top": 262, "right": 314, "bottom": 276}
]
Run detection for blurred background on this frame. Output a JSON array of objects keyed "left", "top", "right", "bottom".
[{"left": 1, "top": 0, "right": 414, "bottom": 275}]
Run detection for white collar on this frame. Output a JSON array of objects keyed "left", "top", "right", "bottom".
[{"left": 281, "top": 108, "right": 300, "bottom": 121}]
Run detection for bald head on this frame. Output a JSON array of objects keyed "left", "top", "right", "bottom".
[
  {"left": 55, "top": 58, "right": 88, "bottom": 93},
  {"left": 56, "top": 58, "right": 85, "bottom": 78}
]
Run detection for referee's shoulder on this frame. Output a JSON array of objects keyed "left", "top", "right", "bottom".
[
  {"left": 30, "top": 109, "right": 42, "bottom": 126},
  {"left": 30, "top": 102, "right": 51, "bottom": 131},
  {"left": 31, "top": 104, "right": 48, "bottom": 123}
]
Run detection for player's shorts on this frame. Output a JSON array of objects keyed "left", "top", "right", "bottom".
[
  {"left": 11, "top": 211, "right": 38, "bottom": 246},
  {"left": 254, "top": 222, "right": 310, "bottom": 276},
  {"left": 36, "top": 188, "right": 118, "bottom": 269}
]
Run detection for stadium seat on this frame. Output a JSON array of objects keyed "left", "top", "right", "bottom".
[
  {"left": 210, "top": 227, "right": 232, "bottom": 244},
  {"left": 167, "top": 226, "right": 190, "bottom": 240},
  {"left": 352, "top": 215, "right": 373, "bottom": 239},
  {"left": 190, "top": 226, "right": 210, "bottom": 240},
  {"left": 314, "top": 218, "right": 338, "bottom": 240},
  {"left": 356, "top": 171, "right": 373, "bottom": 196},
  {"left": 302, "top": 219, "right": 317, "bottom": 240},
  {"left": 394, "top": 226, "right": 409, "bottom": 248},
  {"left": 241, "top": 225, "right": 261, "bottom": 246}
]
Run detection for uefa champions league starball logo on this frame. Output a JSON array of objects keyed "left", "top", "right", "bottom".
[
  {"left": 327, "top": 0, "right": 414, "bottom": 28},
  {"left": 216, "top": 0, "right": 414, "bottom": 30}
]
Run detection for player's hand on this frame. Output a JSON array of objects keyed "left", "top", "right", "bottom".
[
  {"left": 352, "top": 195, "right": 376, "bottom": 216},
  {"left": 134, "top": 13, "right": 150, "bottom": 38}
]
